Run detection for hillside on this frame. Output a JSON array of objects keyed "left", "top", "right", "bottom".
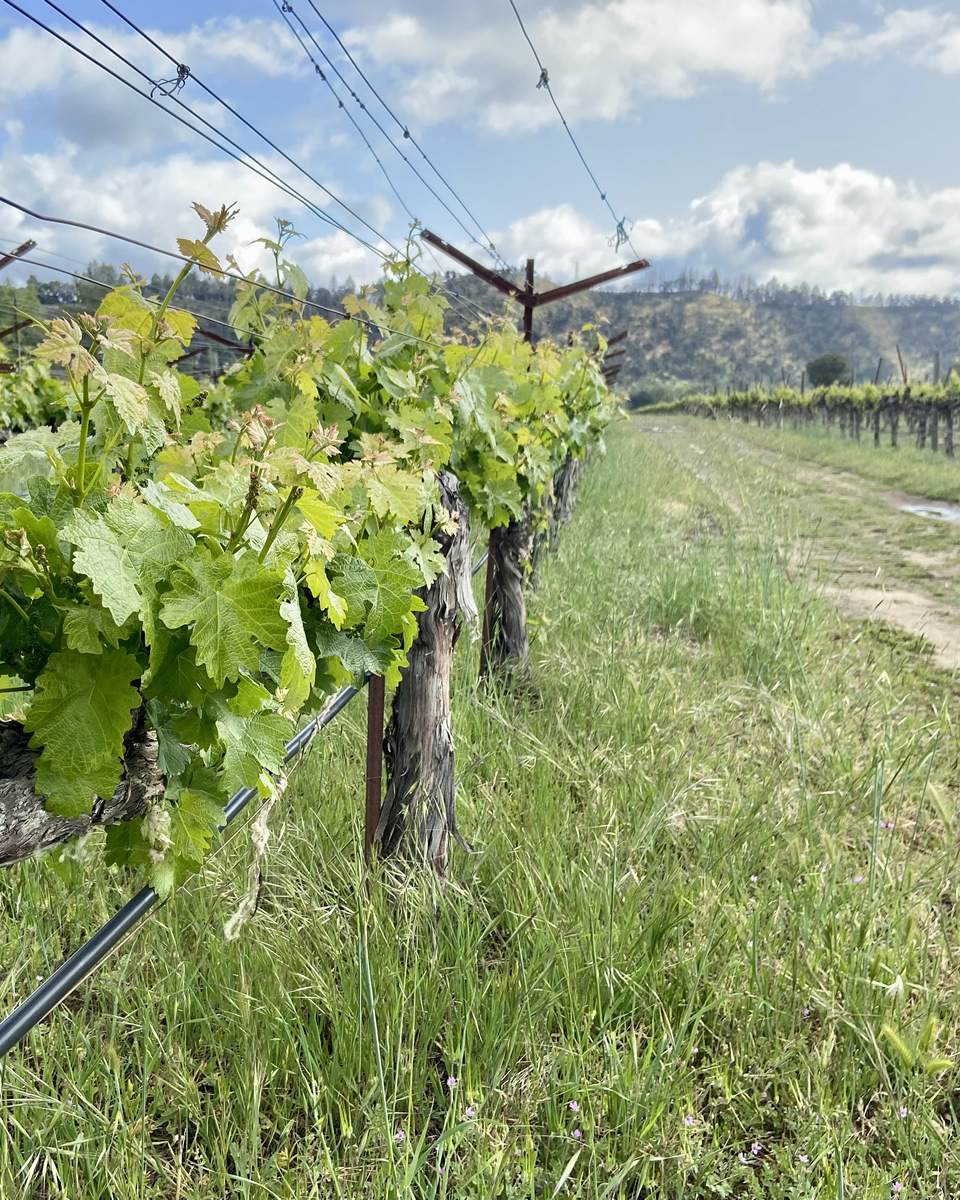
[
  {"left": 444, "top": 272, "right": 960, "bottom": 400},
  {"left": 6, "top": 264, "right": 960, "bottom": 399}
]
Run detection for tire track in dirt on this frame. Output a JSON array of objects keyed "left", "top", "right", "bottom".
[{"left": 645, "top": 417, "right": 960, "bottom": 671}]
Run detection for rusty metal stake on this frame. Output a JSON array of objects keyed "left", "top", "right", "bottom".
[{"left": 364, "top": 675, "right": 385, "bottom": 862}]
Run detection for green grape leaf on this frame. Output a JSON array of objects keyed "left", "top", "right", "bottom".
[
  {"left": 62, "top": 603, "right": 125, "bottom": 653},
  {"left": 171, "top": 786, "right": 225, "bottom": 870},
  {"left": 94, "top": 369, "right": 150, "bottom": 433},
  {"left": 176, "top": 239, "right": 223, "bottom": 278},
  {"left": 280, "top": 571, "right": 315, "bottom": 709},
  {"left": 10, "top": 506, "right": 64, "bottom": 571},
  {"left": 104, "top": 818, "right": 151, "bottom": 871},
  {"left": 311, "top": 624, "right": 397, "bottom": 680},
  {"left": 326, "top": 555, "right": 376, "bottom": 629},
  {"left": 162, "top": 308, "right": 197, "bottom": 345},
  {"left": 0, "top": 424, "right": 79, "bottom": 491},
  {"left": 26, "top": 476, "right": 75, "bottom": 528},
  {"left": 211, "top": 702, "right": 290, "bottom": 795},
  {"left": 321, "top": 362, "right": 362, "bottom": 412},
  {"left": 148, "top": 369, "right": 182, "bottom": 423},
  {"left": 0, "top": 674, "right": 28, "bottom": 723},
  {"left": 34, "top": 318, "right": 97, "bottom": 378},
  {"left": 365, "top": 464, "right": 423, "bottom": 525},
  {"left": 97, "top": 290, "right": 153, "bottom": 336},
  {"left": 274, "top": 392, "right": 318, "bottom": 447},
  {"left": 23, "top": 648, "right": 141, "bottom": 817},
  {"left": 360, "top": 534, "right": 427, "bottom": 645},
  {"left": 145, "top": 697, "right": 192, "bottom": 778},
  {"left": 228, "top": 675, "right": 272, "bottom": 718},
  {"left": 63, "top": 500, "right": 194, "bottom": 632},
  {"left": 304, "top": 558, "right": 347, "bottom": 629},
  {"left": 142, "top": 633, "right": 209, "bottom": 708},
  {"left": 160, "top": 550, "right": 289, "bottom": 686},
  {"left": 296, "top": 495, "right": 343, "bottom": 538},
  {"left": 139, "top": 480, "right": 201, "bottom": 530},
  {"left": 149, "top": 855, "right": 179, "bottom": 899}
]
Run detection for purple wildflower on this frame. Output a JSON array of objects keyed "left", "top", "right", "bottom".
[
  {"left": 395, "top": 1130, "right": 406, "bottom": 1144},
  {"left": 892, "top": 1185, "right": 902, "bottom": 1194},
  {"left": 447, "top": 1076, "right": 457, "bottom": 1088},
  {"left": 684, "top": 1114, "right": 695, "bottom": 1127},
  {"left": 573, "top": 1129, "right": 582, "bottom": 1140},
  {"left": 568, "top": 1100, "right": 580, "bottom": 1112},
  {"left": 900, "top": 1105, "right": 908, "bottom": 1118},
  {"left": 465, "top": 1106, "right": 476, "bottom": 1119},
  {"left": 799, "top": 1153, "right": 809, "bottom": 1162},
  {"left": 751, "top": 1141, "right": 763, "bottom": 1156}
]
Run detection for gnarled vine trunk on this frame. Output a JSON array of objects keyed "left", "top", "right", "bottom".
[
  {"left": 377, "top": 471, "right": 476, "bottom": 870},
  {"left": 550, "top": 453, "right": 583, "bottom": 551},
  {"left": 531, "top": 454, "right": 584, "bottom": 582},
  {"left": 0, "top": 717, "right": 162, "bottom": 868},
  {"left": 485, "top": 514, "right": 534, "bottom": 681}
]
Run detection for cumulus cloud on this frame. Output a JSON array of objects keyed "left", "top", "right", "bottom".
[
  {"left": 343, "top": 0, "right": 960, "bottom": 133},
  {"left": 0, "top": 144, "right": 390, "bottom": 287},
  {"left": 487, "top": 163, "right": 960, "bottom": 295}
]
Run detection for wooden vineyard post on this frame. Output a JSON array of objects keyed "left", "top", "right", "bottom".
[
  {"left": 420, "top": 231, "right": 650, "bottom": 682},
  {"left": 946, "top": 406, "right": 955, "bottom": 459},
  {"left": 364, "top": 675, "right": 385, "bottom": 863}
]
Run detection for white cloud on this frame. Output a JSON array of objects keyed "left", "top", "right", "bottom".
[
  {"left": 486, "top": 162, "right": 960, "bottom": 295},
  {"left": 343, "top": 0, "right": 960, "bottom": 133},
  {"left": 0, "top": 145, "right": 390, "bottom": 287},
  {"left": 928, "top": 24, "right": 960, "bottom": 71},
  {"left": 0, "top": 16, "right": 307, "bottom": 163}
]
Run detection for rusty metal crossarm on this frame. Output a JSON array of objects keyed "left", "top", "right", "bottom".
[
  {"left": 530, "top": 258, "right": 650, "bottom": 307},
  {"left": 0, "top": 319, "right": 31, "bottom": 341},
  {"left": 0, "top": 240, "right": 37, "bottom": 272},
  {"left": 420, "top": 230, "right": 526, "bottom": 303},
  {"left": 196, "top": 325, "right": 251, "bottom": 353}
]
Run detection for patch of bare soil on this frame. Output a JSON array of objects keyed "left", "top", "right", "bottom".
[
  {"left": 901, "top": 548, "right": 960, "bottom": 576},
  {"left": 823, "top": 585, "right": 960, "bottom": 670},
  {"left": 659, "top": 418, "right": 960, "bottom": 671}
]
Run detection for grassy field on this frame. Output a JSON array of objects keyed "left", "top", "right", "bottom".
[
  {"left": 705, "top": 414, "right": 960, "bottom": 504},
  {"left": 3, "top": 418, "right": 960, "bottom": 1198}
]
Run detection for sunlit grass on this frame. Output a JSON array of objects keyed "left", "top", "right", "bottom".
[{"left": 2, "top": 420, "right": 959, "bottom": 1197}]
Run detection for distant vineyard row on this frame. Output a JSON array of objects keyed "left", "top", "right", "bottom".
[{"left": 652, "top": 380, "right": 960, "bottom": 456}]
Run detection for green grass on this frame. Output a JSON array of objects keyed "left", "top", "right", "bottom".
[
  {"left": 711, "top": 415, "right": 960, "bottom": 503},
  {"left": 3, "top": 420, "right": 960, "bottom": 1197}
]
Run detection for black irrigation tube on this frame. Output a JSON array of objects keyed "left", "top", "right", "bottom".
[
  {"left": 1, "top": 547, "right": 491, "bottom": 1057},
  {"left": 0, "top": 681, "right": 363, "bottom": 1059}
]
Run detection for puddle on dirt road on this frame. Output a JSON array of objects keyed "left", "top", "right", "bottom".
[{"left": 900, "top": 503, "right": 960, "bottom": 524}]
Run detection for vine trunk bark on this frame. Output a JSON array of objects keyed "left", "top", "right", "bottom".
[
  {"left": 0, "top": 715, "right": 162, "bottom": 868},
  {"left": 377, "top": 471, "right": 476, "bottom": 871},
  {"left": 486, "top": 513, "right": 534, "bottom": 681}
]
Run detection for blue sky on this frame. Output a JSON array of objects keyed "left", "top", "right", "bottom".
[{"left": 2, "top": 0, "right": 959, "bottom": 295}]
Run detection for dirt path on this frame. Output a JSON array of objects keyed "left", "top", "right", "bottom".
[{"left": 645, "top": 417, "right": 960, "bottom": 671}]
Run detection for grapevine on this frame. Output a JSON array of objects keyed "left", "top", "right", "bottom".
[{"left": 0, "top": 204, "right": 615, "bottom": 888}]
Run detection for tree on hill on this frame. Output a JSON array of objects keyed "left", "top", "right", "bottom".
[{"left": 806, "top": 352, "right": 852, "bottom": 387}]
